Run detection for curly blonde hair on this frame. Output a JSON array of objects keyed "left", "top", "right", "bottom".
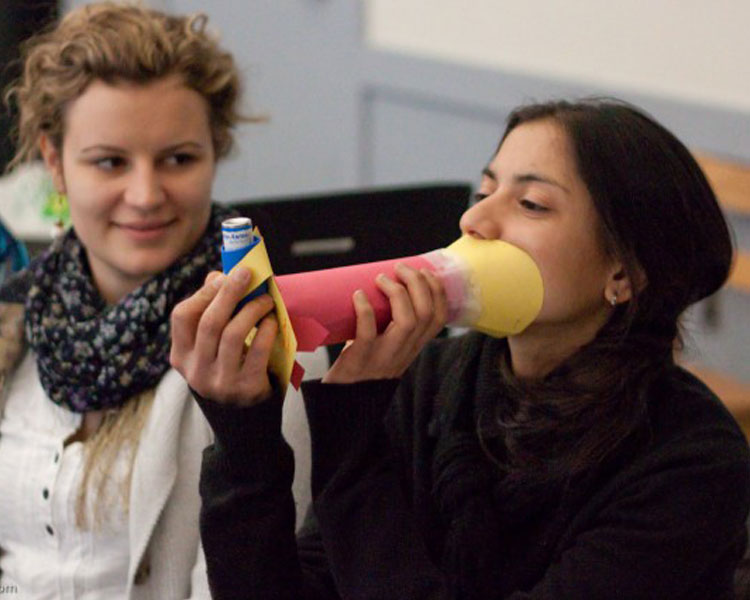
[{"left": 7, "top": 1, "right": 249, "bottom": 169}]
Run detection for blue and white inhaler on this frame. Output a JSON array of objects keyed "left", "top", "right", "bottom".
[{"left": 221, "top": 217, "right": 268, "bottom": 307}]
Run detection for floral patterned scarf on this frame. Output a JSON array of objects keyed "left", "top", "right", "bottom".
[{"left": 25, "top": 204, "right": 234, "bottom": 412}]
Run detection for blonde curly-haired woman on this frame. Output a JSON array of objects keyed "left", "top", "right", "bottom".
[{"left": 0, "top": 3, "right": 252, "bottom": 597}]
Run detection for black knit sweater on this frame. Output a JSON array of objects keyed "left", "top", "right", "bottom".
[{"left": 197, "top": 332, "right": 750, "bottom": 599}]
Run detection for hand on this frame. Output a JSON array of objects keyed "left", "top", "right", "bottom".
[
  {"left": 170, "top": 267, "right": 278, "bottom": 406},
  {"left": 323, "top": 263, "right": 447, "bottom": 384}
]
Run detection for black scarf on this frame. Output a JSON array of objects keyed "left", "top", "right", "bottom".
[{"left": 25, "top": 204, "right": 234, "bottom": 412}]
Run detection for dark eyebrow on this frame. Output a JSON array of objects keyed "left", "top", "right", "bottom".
[
  {"left": 515, "top": 172, "right": 570, "bottom": 194},
  {"left": 481, "top": 166, "right": 570, "bottom": 194}
]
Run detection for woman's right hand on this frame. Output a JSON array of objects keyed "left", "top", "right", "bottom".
[{"left": 170, "top": 267, "right": 278, "bottom": 407}]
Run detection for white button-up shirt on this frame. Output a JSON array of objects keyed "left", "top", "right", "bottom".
[{"left": 0, "top": 353, "right": 130, "bottom": 599}]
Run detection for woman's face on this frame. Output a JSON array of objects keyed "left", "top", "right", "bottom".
[
  {"left": 40, "top": 75, "right": 216, "bottom": 304},
  {"left": 460, "top": 118, "right": 626, "bottom": 352}
]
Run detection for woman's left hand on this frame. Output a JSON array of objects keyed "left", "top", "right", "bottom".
[{"left": 323, "top": 263, "right": 447, "bottom": 384}]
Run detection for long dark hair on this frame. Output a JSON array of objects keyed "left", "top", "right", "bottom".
[{"left": 482, "top": 99, "right": 734, "bottom": 480}]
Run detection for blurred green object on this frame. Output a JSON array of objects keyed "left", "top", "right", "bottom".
[
  {"left": 0, "top": 162, "right": 67, "bottom": 243},
  {"left": 42, "top": 191, "right": 70, "bottom": 229}
]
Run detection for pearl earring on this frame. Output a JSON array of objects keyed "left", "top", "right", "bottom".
[{"left": 609, "top": 292, "right": 618, "bottom": 307}]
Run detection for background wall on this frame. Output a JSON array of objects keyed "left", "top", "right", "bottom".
[{"left": 366, "top": 0, "right": 750, "bottom": 114}]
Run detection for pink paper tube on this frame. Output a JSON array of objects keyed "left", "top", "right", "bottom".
[{"left": 274, "top": 251, "right": 468, "bottom": 351}]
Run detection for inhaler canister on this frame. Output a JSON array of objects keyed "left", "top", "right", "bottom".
[{"left": 221, "top": 217, "right": 268, "bottom": 304}]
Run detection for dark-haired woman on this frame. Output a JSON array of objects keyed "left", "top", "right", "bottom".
[{"left": 171, "top": 99, "right": 750, "bottom": 599}]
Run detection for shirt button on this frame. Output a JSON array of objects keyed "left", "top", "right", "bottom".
[
  {"left": 42, "top": 488, "right": 49, "bottom": 500},
  {"left": 46, "top": 525, "right": 54, "bottom": 536},
  {"left": 53, "top": 452, "right": 60, "bottom": 463}
]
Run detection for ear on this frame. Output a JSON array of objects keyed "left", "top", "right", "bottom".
[
  {"left": 38, "top": 134, "right": 66, "bottom": 194},
  {"left": 604, "top": 263, "right": 639, "bottom": 307}
]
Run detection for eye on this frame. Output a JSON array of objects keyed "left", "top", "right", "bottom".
[
  {"left": 164, "top": 153, "right": 197, "bottom": 167},
  {"left": 520, "top": 199, "right": 549, "bottom": 213},
  {"left": 472, "top": 192, "right": 489, "bottom": 205},
  {"left": 94, "top": 156, "right": 127, "bottom": 171}
]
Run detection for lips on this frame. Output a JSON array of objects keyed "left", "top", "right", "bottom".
[
  {"left": 118, "top": 219, "right": 175, "bottom": 231},
  {"left": 115, "top": 218, "right": 178, "bottom": 242}
]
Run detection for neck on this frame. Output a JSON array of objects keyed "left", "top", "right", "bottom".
[
  {"left": 95, "top": 272, "right": 148, "bottom": 305},
  {"left": 86, "top": 252, "right": 150, "bottom": 305},
  {"left": 507, "top": 313, "right": 609, "bottom": 379}
]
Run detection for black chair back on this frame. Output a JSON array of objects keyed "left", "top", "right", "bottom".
[{"left": 231, "top": 183, "right": 471, "bottom": 275}]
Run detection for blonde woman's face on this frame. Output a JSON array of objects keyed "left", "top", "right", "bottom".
[{"left": 40, "top": 75, "right": 216, "bottom": 304}]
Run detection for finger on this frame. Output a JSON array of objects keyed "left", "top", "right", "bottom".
[
  {"left": 422, "top": 268, "right": 448, "bottom": 337},
  {"left": 194, "top": 267, "right": 254, "bottom": 362},
  {"left": 394, "top": 263, "right": 434, "bottom": 334},
  {"left": 241, "top": 312, "right": 279, "bottom": 377},
  {"left": 216, "top": 294, "right": 276, "bottom": 369},
  {"left": 325, "top": 290, "right": 377, "bottom": 380},
  {"left": 197, "top": 313, "right": 277, "bottom": 405},
  {"left": 205, "top": 270, "right": 223, "bottom": 286},
  {"left": 170, "top": 271, "right": 225, "bottom": 354},
  {"left": 352, "top": 288, "right": 378, "bottom": 343},
  {"left": 376, "top": 272, "right": 416, "bottom": 335}
]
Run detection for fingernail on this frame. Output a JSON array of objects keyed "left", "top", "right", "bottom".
[
  {"left": 211, "top": 274, "right": 225, "bottom": 289},
  {"left": 231, "top": 267, "right": 250, "bottom": 284},
  {"left": 377, "top": 273, "right": 388, "bottom": 282}
]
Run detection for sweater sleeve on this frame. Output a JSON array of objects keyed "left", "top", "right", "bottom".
[
  {"left": 300, "top": 379, "right": 451, "bottom": 600},
  {"left": 195, "top": 376, "right": 451, "bottom": 600},
  {"left": 196, "top": 393, "right": 336, "bottom": 600}
]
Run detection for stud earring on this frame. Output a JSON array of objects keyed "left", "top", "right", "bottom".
[{"left": 609, "top": 292, "right": 618, "bottom": 307}]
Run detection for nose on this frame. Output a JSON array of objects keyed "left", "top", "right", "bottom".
[
  {"left": 459, "top": 193, "right": 502, "bottom": 240},
  {"left": 123, "top": 162, "right": 165, "bottom": 210}
]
